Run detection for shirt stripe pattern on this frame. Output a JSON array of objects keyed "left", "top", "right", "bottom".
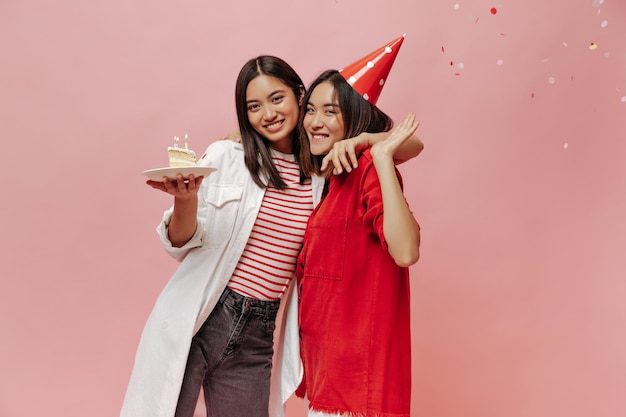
[{"left": 228, "top": 151, "right": 313, "bottom": 301}]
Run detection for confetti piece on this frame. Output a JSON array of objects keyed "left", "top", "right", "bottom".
[
  {"left": 562, "top": 41, "right": 568, "bottom": 47},
  {"left": 442, "top": 46, "right": 445, "bottom": 53},
  {"left": 490, "top": 7, "right": 497, "bottom": 14},
  {"left": 601, "top": 20, "right": 608, "bottom": 28},
  {"left": 454, "top": 3, "right": 460, "bottom": 10},
  {"left": 548, "top": 76, "right": 556, "bottom": 84},
  {"left": 589, "top": 42, "right": 598, "bottom": 50},
  {"left": 450, "top": 60, "right": 454, "bottom": 66},
  {"left": 496, "top": 59, "right": 504, "bottom": 66},
  {"left": 457, "top": 62, "right": 465, "bottom": 70},
  {"left": 621, "top": 96, "right": 626, "bottom": 103},
  {"left": 531, "top": 92, "right": 535, "bottom": 98},
  {"left": 564, "top": 143, "right": 568, "bottom": 150}
]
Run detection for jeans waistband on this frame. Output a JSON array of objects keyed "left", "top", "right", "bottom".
[{"left": 219, "top": 287, "right": 280, "bottom": 318}]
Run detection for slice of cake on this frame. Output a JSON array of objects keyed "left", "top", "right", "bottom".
[{"left": 168, "top": 134, "right": 197, "bottom": 167}]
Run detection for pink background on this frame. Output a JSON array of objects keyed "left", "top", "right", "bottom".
[{"left": 1, "top": 0, "right": 625, "bottom": 416}]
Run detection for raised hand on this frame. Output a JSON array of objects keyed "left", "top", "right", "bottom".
[
  {"left": 370, "top": 112, "right": 421, "bottom": 267},
  {"left": 370, "top": 113, "right": 419, "bottom": 163}
]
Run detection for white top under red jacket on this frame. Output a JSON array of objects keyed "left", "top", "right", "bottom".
[
  {"left": 296, "top": 149, "right": 414, "bottom": 417},
  {"left": 120, "top": 140, "right": 325, "bottom": 417}
]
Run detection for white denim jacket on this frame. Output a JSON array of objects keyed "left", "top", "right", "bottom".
[{"left": 121, "top": 140, "right": 324, "bottom": 417}]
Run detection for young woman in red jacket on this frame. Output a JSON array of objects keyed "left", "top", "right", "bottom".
[{"left": 295, "top": 68, "right": 421, "bottom": 417}]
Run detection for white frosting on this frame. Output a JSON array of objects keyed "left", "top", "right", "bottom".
[{"left": 168, "top": 147, "right": 197, "bottom": 167}]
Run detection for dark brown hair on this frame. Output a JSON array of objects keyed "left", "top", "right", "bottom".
[
  {"left": 235, "top": 55, "right": 305, "bottom": 189},
  {"left": 298, "top": 70, "right": 393, "bottom": 178}
]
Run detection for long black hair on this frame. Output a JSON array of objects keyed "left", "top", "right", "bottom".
[
  {"left": 298, "top": 69, "right": 393, "bottom": 178},
  {"left": 235, "top": 55, "right": 305, "bottom": 189}
]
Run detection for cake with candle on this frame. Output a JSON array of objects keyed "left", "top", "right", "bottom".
[{"left": 168, "top": 134, "right": 197, "bottom": 167}]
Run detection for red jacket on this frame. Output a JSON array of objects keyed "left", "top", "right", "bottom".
[{"left": 296, "top": 149, "right": 412, "bottom": 417}]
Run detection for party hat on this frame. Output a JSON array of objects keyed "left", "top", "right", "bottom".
[{"left": 339, "top": 34, "right": 405, "bottom": 104}]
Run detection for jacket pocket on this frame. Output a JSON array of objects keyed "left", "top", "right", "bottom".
[
  {"left": 203, "top": 184, "right": 243, "bottom": 248},
  {"left": 302, "top": 216, "right": 347, "bottom": 281}
]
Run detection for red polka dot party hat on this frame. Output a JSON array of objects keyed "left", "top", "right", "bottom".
[{"left": 339, "top": 34, "right": 405, "bottom": 105}]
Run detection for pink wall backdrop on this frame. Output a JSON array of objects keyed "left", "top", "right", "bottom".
[{"left": 1, "top": 0, "right": 625, "bottom": 416}]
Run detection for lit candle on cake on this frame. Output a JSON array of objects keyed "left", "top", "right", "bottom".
[{"left": 167, "top": 134, "right": 197, "bottom": 167}]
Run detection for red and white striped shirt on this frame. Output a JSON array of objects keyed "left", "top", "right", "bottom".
[{"left": 228, "top": 151, "right": 313, "bottom": 300}]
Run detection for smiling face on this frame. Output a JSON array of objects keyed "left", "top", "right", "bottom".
[
  {"left": 303, "top": 81, "right": 346, "bottom": 156},
  {"left": 245, "top": 74, "right": 301, "bottom": 154}
]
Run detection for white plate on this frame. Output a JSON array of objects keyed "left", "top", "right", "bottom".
[{"left": 141, "top": 166, "right": 217, "bottom": 182}]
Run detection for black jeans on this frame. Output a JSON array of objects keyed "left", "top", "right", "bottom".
[{"left": 175, "top": 287, "right": 280, "bottom": 417}]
